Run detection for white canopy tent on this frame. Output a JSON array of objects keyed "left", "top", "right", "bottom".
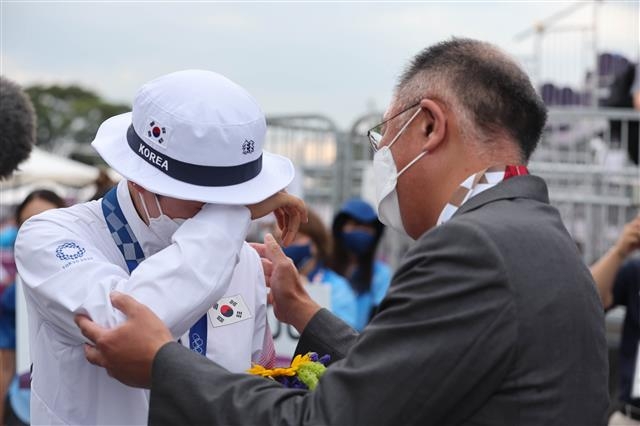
[
  {"left": 4, "top": 146, "right": 100, "bottom": 185},
  {"left": 0, "top": 148, "right": 107, "bottom": 208}
]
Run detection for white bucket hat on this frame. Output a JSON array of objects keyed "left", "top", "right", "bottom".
[{"left": 91, "top": 70, "right": 294, "bottom": 204}]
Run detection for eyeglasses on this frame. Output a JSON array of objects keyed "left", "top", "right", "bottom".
[{"left": 367, "top": 102, "right": 421, "bottom": 152}]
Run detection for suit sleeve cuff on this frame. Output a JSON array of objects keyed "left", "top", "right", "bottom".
[
  {"left": 152, "top": 342, "right": 185, "bottom": 390},
  {"left": 294, "top": 308, "right": 358, "bottom": 363}
]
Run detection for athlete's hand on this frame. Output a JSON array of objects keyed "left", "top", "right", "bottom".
[{"left": 247, "top": 192, "right": 308, "bottom": 246}]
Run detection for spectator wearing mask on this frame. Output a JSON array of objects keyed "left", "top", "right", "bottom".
[
  {"left": 280, "top": 209, "right": 357, "bottom": 329},
  {"left": 330, "top": 198, "right": 391, "bottom": 331}
]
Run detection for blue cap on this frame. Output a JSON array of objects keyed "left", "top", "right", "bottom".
[{"left": 338, "top": 198, "right": 378, "bottom": 223}]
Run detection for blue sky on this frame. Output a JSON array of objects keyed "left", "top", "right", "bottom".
[{"left": 2, "top": 1, "right": 638, "bottom": 129}]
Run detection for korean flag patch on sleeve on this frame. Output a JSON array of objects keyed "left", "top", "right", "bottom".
[{"left": 210, "top": 295, "right": 252, "bottom": 327}]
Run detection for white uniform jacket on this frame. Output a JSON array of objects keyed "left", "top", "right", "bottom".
[{"left": 14, "top": 181, "right": 272, "bottom": 425}]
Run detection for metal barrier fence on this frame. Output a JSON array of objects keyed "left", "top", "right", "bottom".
[
  {"left": 265, "top": 115, "right": 342, "bottom": 224},
  {"left": 535, "top": 107, "right": 639, "bottom": 165},
  {"left": 264, "top": 107, "right": 640, "bottom": 266},
  {"left": 531, "top": 107, "right": 639, "bottom": 264}
]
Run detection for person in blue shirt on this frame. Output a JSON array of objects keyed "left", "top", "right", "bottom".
[
  {"left": 0, "top": 225, "right": 18, "bottom": 352},
  {"left": 330, "top": 198, "right": 392, "bottom": 331},
  {"left": 0, "top": 224, "right": 18, "bottom": 425},
  {"left": 281, "top": 209, "right": 357, "bottom": 329}
]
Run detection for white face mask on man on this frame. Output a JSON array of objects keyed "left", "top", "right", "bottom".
[
  {"left": 373, "top": 106, "right": 426, "bottom": 236},
  {"left": 138, "top": 192, "right": 185, "bottom": 248}
]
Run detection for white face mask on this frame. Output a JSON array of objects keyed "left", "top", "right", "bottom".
[
  {"left": 373, "top": 106, "right": 426, "bottom": 236},
  {"left": 138, "top": 192, "right": 184, "bottom": 248}
]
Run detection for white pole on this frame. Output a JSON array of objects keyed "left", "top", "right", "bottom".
[{"left": 592, "top": 0, "right": 600, "bottom": 108}]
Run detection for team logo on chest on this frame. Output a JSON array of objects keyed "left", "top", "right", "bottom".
[
  {"left": 210, "top": 295, "right": 252, "bottom": 327},
  {"left": 55, "top": 241, "right": 86, "bottom": 260},
  {"left": 55, "top": 241, "right": 93, "bottom": 269}
]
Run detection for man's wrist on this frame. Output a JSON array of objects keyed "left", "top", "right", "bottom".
[{"left": 290, "top": 300, "right": 322, "bottom": 334}]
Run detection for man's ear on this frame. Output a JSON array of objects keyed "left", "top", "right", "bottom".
[{"left": 419, "top": 99, "right": 447, "bottom": 152}]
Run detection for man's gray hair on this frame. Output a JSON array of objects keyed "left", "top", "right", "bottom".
[
  {"left": 396, "top": 38, "right": 547, "bottom": 161},
  {"left": 0, "top": 77, "right": 36, "bottom": 178}
]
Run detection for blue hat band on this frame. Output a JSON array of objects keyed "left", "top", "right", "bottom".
[{"left": 127, "top": 125, "right": 262, "bottom": 187}]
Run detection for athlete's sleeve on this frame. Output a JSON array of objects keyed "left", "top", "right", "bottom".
[{"left": 15, "top": 204, "right": 251, "bottom": 346}]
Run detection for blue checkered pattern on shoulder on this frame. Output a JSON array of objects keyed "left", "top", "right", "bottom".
[{"left": 101, "top": 187, "right": 145, "bottom": 273}]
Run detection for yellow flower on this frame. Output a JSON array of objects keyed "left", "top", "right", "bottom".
[{"left": 247, "top": 353, "right": 314, "bottom": 378}]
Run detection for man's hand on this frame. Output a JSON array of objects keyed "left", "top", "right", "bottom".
[
  {"left": 251, "top": 233, "right": 321, "bottom": 333},
  {"left": 247, "top": 192, "right": 308, "bottom": 246},
  {"left": 613, "top": 215, "right": 640, "bottom": 259},
  {"left": 74, "top": 292, "right": 172, "bottom": 389}
]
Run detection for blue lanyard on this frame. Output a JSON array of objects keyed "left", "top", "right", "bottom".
[{"left": 101, "top": 187, "right": 208, "bottom": 356}]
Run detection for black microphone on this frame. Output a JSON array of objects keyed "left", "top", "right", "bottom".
[{"left": 0, "top": 76, "right": 36, "bottom": 178}]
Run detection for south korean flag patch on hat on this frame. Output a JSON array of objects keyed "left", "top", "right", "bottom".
[
  {"left": 210, "top": 295, "right": 252, "bottom": 327},
  {"left": 146, "top": 118, "right": 171, "bottom": 149}
]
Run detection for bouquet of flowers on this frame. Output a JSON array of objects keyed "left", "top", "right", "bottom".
[{"left": 247, "top": 352, "right": 330, "bottom": 390}]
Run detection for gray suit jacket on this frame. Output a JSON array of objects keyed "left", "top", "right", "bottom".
[{"left": 149, "top": 175, "right": 608, "bottom": 426}]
